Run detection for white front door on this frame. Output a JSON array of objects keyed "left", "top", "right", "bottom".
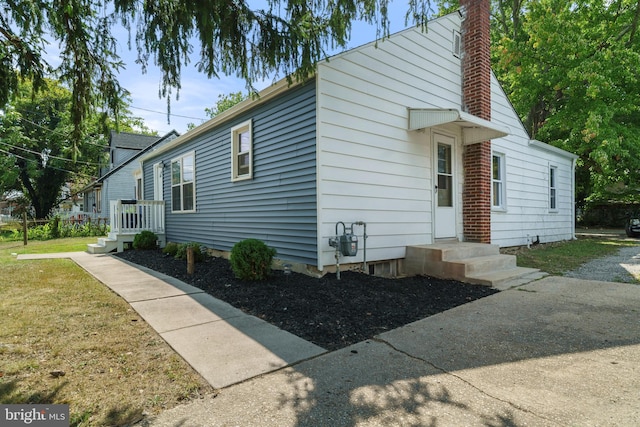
[{"left": 434, "top": 134, "right": 456, "bottom": 239}]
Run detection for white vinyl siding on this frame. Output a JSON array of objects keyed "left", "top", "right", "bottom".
[
  {"left": 490, "top": 73, "right": 576, "bottom": 246},
  {"left": 316, "top": 14, "right": 463, "bottom": 269},
  {"left": 316, "top": 13, "right": 575, "bottom": 260}
]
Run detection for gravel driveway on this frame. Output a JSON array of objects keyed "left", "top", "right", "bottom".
[{"left": 565, "top": 234, "right": 640, "bottom": 283}]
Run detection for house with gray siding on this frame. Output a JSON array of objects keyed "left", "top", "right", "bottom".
[
  {"left": 81, "top": 130, "right": 179, "bottom": 220},
  {"left": 137, "top": 6, "right": 578, "bottom": 283}
]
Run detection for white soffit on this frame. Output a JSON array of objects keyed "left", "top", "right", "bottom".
[{"left": 408, "top": 108, "right": 510, "bottom": 144}]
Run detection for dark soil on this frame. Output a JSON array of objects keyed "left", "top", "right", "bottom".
[{"left": 114, "top": 250, "right": 499, "bottom": 351}]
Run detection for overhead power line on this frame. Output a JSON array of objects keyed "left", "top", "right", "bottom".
[
  {"left": 0, "top": 140, "right": 103, "bottom": 166},
  {"left": 0, "top": 148, "right": 95, "bottom": 178},
  {"left": 130, "top": 105, "right": 206, "bottom": 122}
]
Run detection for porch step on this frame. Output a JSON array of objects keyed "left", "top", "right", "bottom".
[
  {"left": 404, "top": 242, "right": 540, "bottom": 287},
  {"left": 466, "top": 267, "right": 542, "bottom": 287},
  {"left": 87, "top": 232, "right": 165, "bottom": 254},
  {"left": 87, "top": 238, "right": 118, "bottom": 254}
]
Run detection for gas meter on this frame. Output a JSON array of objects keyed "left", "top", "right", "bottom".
[
  {"left": 339, "top": 233, "right": 358, "bottom": 256},
  {"left": 329, "top": 222, "right": 359, "bottom": 257}
]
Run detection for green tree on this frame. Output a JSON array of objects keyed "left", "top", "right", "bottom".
[
  {"left": 493, "top": 0, "right": 640, "bottom": 204},
  {"left": 186, "top": 91, "right": 249, "bottom": 130},
  {"left": 438, "top": 0, "right": 640, "bottom": 205},
  {"left": 2, "top": 0, "right": 433, "bottom": 155},
  {"left": 0, "top": 78, "right": 100, "bottom": 218},
  {"left": 0, "top": 77, "right": 150, "bottom": 218}
]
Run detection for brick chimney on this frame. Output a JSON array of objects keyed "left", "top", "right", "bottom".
[{"left": 461, "top": 0, "right": 492, "bottom": 243}]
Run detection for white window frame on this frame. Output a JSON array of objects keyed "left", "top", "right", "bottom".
[
  {"left": 549, "top": 165, "right": 558, "bottom": 211},
  {"left": 133, "top": 169, "right": 143, "bottom": 200},
  {"left": 231, "top": 119, "right": 253, "bottom": 181},
  {"left": 95, "top": 187, "right": 102, "bottom": 213},
  {"left": 171, "top": 151, "right": 196, "bottom": 213},
  {"left": 492, "top": 152, "right": 506, "bottom": 210},
  {"left": 153, "top": 162, "right": 164, "bottom": 201}
]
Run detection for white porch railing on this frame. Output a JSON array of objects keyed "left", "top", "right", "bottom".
[{"left": 109, "top": 200, "right": 165, "bottom": 235}]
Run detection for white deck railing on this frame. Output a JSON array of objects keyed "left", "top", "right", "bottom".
[{"left": 109, "top": 200, "right": 165, "bottom": 235}]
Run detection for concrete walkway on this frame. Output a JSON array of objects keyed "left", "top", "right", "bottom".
[
  {"left": 18, "top": 251, "right": 640, "bottom": 426},
  {"left": 17, "top": 252, "right": 326, "bottom": 389},
  {"left": 142, "top": 276, "right": 640, "bottom": 427}
]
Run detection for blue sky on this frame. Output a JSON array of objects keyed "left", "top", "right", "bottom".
[{"left": 112, "top": 4, "right": 427, "bottom": 136}]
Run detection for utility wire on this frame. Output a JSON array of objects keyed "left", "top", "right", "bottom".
[
  {"left": 0, "top": 140, "right": 104, "bottom": 167},
  {"left": 130, "top": 105, "right": 206, "bottom": 121},
  {"left": 0, "top": 147, "right": 96, "bottom": 178},
  {"left": 14, "top": 116, "right": 110, "bottom": 148}
]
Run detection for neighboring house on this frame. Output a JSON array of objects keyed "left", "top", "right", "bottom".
[
  {"left": 82, "top": 130, "right": 179, "bottom": 220},
  {"left": 138, "top": 5, "right": 577, "bottom": 279},
  {"left": 55, "top": 182, "right": 83, "bottom": 216}
]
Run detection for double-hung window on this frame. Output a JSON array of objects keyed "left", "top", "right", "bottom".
[
  {"left": 231, "top": 119, "right": 252, "bottom": 181},
  {"left": 95, "top": 187, "right": 102, "bottom": 213},
  {"left": 549, "top": 165, "right": 558, "bottom": 211},
  {"left": 492, "top": 153, "right": 506, "bottom": 210},
  {"left": 171, "top": 152, "right": 195, "bottom": 212}
]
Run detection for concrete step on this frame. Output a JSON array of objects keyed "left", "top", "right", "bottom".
[
  {"left": 407, "top": 242, "right": 499, "bottom": 263},
  {"left": 87, "top": 238, "right": 117, "bottom": 254},
  {"left": 448, "top": 254, "right": 517, "bottom": 276},
  {"left": 404, "top": 242, "right": 540, "bottom": 288},
  {"left": 466, "top": 267, "right": 542, "bottom": 287},
  {"left": 86, "top": 243, "right": 105, "bottom": 254}
]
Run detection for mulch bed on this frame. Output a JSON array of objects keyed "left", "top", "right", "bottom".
[{"left": 114, "top": 250, "right": 498, "bottom": 351}]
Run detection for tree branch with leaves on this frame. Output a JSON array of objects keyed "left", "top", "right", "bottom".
[{"left": 2, "top": 0, "right": 432, "bottom": 158}]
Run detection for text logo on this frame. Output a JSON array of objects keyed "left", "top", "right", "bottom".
[{"left": 1, "top": 405, "right": 69, "bottom": 426}]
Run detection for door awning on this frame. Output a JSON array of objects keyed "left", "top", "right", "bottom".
[{"left": 408, "top": 108, "right": 510, "bottom": 144}]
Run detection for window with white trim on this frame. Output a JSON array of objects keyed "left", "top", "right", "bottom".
[
  {"left": 134, "top": 170, "right": 143, "bottom": 200},
  {"left": 492, "top": 153, "right": 506, "bottom": 209},
  {"left": 171, "top": 152, "right": 195, "bottom": 212},
  {"left": 95, "top": 187, "right": 102, "bottom": 213},
  {"left": 231, "top": 119, "right": 252, "bottom": 181},
  {"left": 549, "top": 165, "right": 558, "bottom": 211}
]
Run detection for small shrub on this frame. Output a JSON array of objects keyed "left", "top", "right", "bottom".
[
  {"left": 175, "top": 242, "right": 206, "bottom": 262},
  {"left": 230, "top": 239, "right": 277, "bottom": 281},
  {"left": 162, "top": 242, "right": 180, "bottom": 257},
  {"left": 133, "top": 231, "right": 158, "bottom": 250}
]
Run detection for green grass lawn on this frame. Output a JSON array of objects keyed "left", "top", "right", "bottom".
[
  {"left": 0, "top": 237, "right": 213, "bottom": 426},
  {"left": 1, "top": 233, "right": 637, "bottom": 425},
  {"left": 506, "top": 235, "right": 639, "bottom": 275},
  {"left": 0, "top": 237, "right": 97, "bottom": 259}
]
